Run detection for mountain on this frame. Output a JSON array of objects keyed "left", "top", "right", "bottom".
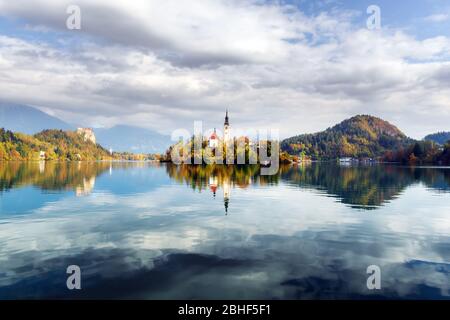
[
  {"left": 424, "top": 132, "right": 450, "bottom": 145},
  {"left": 0, "top": 102, "right": 72, "bottom": 134},
  {"left": 0, "top": 102, "right": 171, "bottom": 154},
  {"left": 0, "top": 128, "right": 112, "bottom": 161},
  {"left": 281, "top": 115, "right": 413, "bottom": 160},
  {"left": 95, "top": 125, "right": 171, "bottom": 154}
]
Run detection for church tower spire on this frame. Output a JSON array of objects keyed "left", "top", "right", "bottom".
[
  {"left": 224, "top": 109, "right": 229, "bottom": 126},
  {"left": 223, "top": 109, "right": 230, "bottom": 142}
]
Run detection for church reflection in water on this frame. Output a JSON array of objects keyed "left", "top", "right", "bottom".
[
  {"left": 165, "top": 162, "right": 450, "bottom": 212},
  {"left": 209, "top": 175, "right": 231, "bottom": 214},
  {"left": 2, "top": 161, "right": 450, "bottom": 212}
]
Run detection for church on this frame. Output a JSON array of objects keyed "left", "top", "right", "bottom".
[{"left": 209, "top": 110, "right": 231, "bottom": 148}]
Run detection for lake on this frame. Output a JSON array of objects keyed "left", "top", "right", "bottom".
[{"left": 0, "top": 161, "right": 449, "bottom": 299}]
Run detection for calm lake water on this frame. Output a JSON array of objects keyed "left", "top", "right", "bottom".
[{"left": 0, "top": 161, "right": 449, "bottom": 299}]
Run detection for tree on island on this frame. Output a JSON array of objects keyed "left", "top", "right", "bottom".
[{"left": 163, "top": 134, "right": 285, "bottom": 165}]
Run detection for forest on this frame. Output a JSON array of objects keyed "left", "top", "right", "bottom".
[
  {"left": 383, "top": 141, "right": 450, "bottom": 165},
  {"left": 281, "top": 115, "right": 413, "bottom": 160},
  {"left": 0, "top": 128, "right": 159, "bottom": 161}
]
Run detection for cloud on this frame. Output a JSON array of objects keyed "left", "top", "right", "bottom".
[
  {"left": 424, "top": 13, "right": 449, "bottom": 23},
  {"left": 0, "top": 173, "right": 449, "bottom": 298},
  {"left": 0, "top": 0, "right": 317, "bottom": 67},
  {"left": 0, "top": 0, "right": 449, "bottom": 138}
]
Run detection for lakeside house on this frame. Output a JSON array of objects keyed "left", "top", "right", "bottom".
[{"left": 339, "top": 157, "right": 377, "bottom": 164}]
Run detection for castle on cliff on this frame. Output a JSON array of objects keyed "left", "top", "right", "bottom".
[{"left": 76, "top": 128, "right": 96, "bottom": 144}]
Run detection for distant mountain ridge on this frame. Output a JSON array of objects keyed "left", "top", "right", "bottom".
[
  {"left": 424, "top": 132, "right": 450, "bottom": 145},
  {"left": 0, "top": 102, "right": 73, "bottom": 134},
  {"left": 2, "top": 102, "right": 442, "bottom": 158},
  {"left": 95, "top": 125, "right": 171, "bottom": 154},
  {"left": 281, "top": 115, "right": 413, "bottom": 160},
  {"left": 0, "top": 102, "right": 171, "bottom": 153}
]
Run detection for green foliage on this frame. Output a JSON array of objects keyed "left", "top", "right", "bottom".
[
  {"left": 0, "top": 128, "right": 112, "bottom": 161},
  {"left": 165, "top": 163, "right": 279, "bottom": 192},
  {"left": 384, "top": 140, "right": 450, "bottom": 165},
  {"left": 164, "top": 135, "right": 280, "bottom": 164},
  {"left": 281, "top": 115, "right": 413, "bottom": 160},
  {"left": 0, "top": 161, "right": 163, "bottom": 192}
]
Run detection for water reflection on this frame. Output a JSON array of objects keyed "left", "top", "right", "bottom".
[
  {"left": 165, "top": 163, "right": 450, "bottom": 211},
  {"left": 0, "top": 161, "right": 109, "bottom": 194},
  {"left": 2, "top": 162, "right": 450, "bottom": 211},
  {"left": 0, "top": 161, "right": 161, "bottom": 195},
  {"left": 0, "top": 161, "right": 449, "bottom": 299},
  {"left": 165, "top": 165, "right": 274, "bottom": 214},
  {"left": 280, "top": 164, "right": 447, "bottom": 209}
]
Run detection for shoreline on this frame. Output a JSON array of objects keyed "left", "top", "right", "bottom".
[{"left": 2, "top": 159, "right": 450, "bottom": 169}]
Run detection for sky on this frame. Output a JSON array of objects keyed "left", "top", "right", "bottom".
[{"left": 0, "top": 0, "right": 450, "bottom": 139}]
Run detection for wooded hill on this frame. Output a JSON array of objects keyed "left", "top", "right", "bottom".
[
  {"left": 281, "top": 115, "right": 414, "bottom": 160},
  {"left": 0, "top": 128, "right": 113, "bottom": 161}
]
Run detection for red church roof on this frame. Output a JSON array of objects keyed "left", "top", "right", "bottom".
[{"left": 210, "top": 129, "right": 218, "bottom": 140}]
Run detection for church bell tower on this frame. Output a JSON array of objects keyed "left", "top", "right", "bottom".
[{"left": 223, "top": 110, "right": 230, "bottom": 142}]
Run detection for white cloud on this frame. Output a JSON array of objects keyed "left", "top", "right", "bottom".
[
  {"left": 0, "top": 0, "right": 449, "bottom": 138},
  {"left": 424, "top": 13, "right": 449, "bottom": 23}
]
